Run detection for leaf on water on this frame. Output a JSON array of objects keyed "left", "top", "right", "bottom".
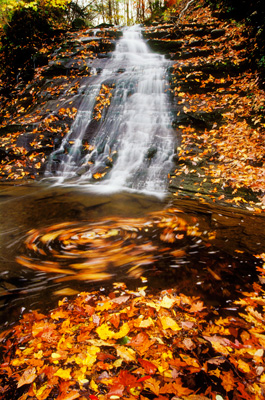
[
  {"left": 189, "top": 301, "right": 206, "bottom": 313},
  {"left": 53, "top": 288, "right": 79, "bottom": 296}
]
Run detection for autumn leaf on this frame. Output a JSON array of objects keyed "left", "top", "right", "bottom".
[
  {"left": 143, "top": 376, "right": 160, "bottom": 396},
  {"left": 108, "top": 383, "right": 125, "bottom": 398},
  {"left": 54, "top": 368, "right": 72, "bottom": 380},
  {"left": 221, "top": 370, "right": 236, "bottom": 392},
  {"left": 138, "top": 358, "right": 158, "bottom": 375},
  {"left": 116, "top": 346, "right": 136, "bottom": 361},
  {"left": 17, "top": 367, "right": 37, "bottom": 388},
  {"left": 57, "top": 391, "right": 80, "bottom": 400},
  {"left": 159, "top": 316, "right": 181, "bottom": 331}
]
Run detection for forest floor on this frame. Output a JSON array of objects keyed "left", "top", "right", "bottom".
[{"left": 0, "top": 0, "right": 265, "bottom": 215}]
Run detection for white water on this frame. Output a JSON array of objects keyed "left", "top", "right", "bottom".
[{"left": 46, "top": 26, "right": 175, "bottom": 195}]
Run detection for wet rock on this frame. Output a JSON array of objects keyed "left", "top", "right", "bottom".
[
  {"left": 76, "top": 164, "right": 90, "bottom": 176},
  {"left": 147, "top": 39, "right": 182, "bottom": 53},
  {"left": 72, "top": 18, "right": 87, "bottom": 30},
  {"left": 146, "top": 146, "right": 157, "bottom": 159},
  {"left": 32, "top": 52, "right": 49, "bottom": 68},
  {"left": 172, "top": 48, "right": 214, "bottom": 60},
  {"left": 211, "top": 28, "right": 226, "bottom": 39},
  {"left": 173, "top": 110, "right": 223, "bottom": 130}
]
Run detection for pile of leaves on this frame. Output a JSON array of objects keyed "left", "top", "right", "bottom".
[{"left": 1, "top": 280, "right": 265, "bottom": 400}]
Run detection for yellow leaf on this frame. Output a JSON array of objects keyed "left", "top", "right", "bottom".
[
  {"left": 160, "top": 295, "right": 176, "bottom": 309},
  {"left": 159, "top": 316, "right": 181, "bottom": 331},
  {"left": 90, "top": 378, "right": 99, "bottom": 391},
  {"left": 116, "top": 346, "right": 136, "bottom": 361},
  {"left": 138, "top": 317, "right": 154, "bottom": 328},
  {"left": 96, "top": 323, "right": 115, "bottom": 340},
  {"left": 54, "top": 368, "right": 72, "bottom": 380},
  {"left": 238, "top": 359, "right": 250, "bottom": 373},
  {"left": 114, "top": 322, "right": 130, "bottom": 339}
]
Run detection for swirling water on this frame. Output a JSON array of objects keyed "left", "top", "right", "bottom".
[{"left": 0, "top": 27, "right": 264, "bottom": 330}]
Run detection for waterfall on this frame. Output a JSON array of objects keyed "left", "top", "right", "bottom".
[{"left": 46, "top": 26, "right": 175, "bottom": 195}]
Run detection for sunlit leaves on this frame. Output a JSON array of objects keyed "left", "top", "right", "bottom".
[
  {"left": 2, "top": 281, "right": 265, "bottom": 399},
  {"left": 93, "top": 84, "right": 114, "bottom": 121}
]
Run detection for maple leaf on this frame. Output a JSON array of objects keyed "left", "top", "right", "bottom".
[
  {"left": 160, "top": 378, "right": 193, "bottom": 396},
  {"left": 159, "top": 316, "right": 181, "bottom": 331},
  {"left": 128, "top": 332, "right": 154, "bottom": 354},
  {"left": 143, "top": 376, "right": 160, "bottom": 396},
  {"left": 221, "top": 370, "right": 236, "bottom": 392},
  {"left": 54, "top": 368, "right": 72, "bottom": 380},
  {"left": 138, "top": 358, "right": 157, "bottom": 375},
  {"left": 189, "top": 301, "right": 206, "bottom": 313}
]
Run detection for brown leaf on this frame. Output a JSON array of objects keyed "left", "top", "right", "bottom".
[{"left": 17, "top": 367, "right": 37, "bottom": 388}]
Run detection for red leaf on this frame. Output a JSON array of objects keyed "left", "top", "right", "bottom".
[
  {"left": 137, "top": 375, "right": 151, "bottom": 382},
  {"left": 89, "top": 395, "right": 99, "bottom": 400},
  {"left": 138, "top": 358, "right": 157, "bottom": 375},
  {"left": 108, "top": 383, "right": 125, "bottom": 397}
]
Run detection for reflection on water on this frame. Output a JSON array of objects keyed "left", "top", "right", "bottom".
[{"left": 0, "top": 182, "right": 264, "bottom": 329}]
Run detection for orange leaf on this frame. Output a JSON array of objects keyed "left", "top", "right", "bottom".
[
  {"left": 143, "top": 377, "right": 160, "bottom": 396},
  {"left": 108, "top": 383, "right": 125, "bottom": 397},
  {"left": 221, "top": 370, "right": 236, "bottom": 392},
  {"left": 17, "top": 367, "right": 37, "bottom": 388},
  {"left": 57, "top": 391, "right": 80, "bottom": 400}
]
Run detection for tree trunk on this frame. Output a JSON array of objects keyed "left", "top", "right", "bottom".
[{"left": 108, "top": 0, "right": 112, "bottom": 24}]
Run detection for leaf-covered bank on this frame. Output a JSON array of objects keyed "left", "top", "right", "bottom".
[{"left": 1, "top": 281, "right": 265, "bottom": 399}]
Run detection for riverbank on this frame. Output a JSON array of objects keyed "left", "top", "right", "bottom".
[{"left": 144, "top": 1, "right": 265, "bottom": 212}]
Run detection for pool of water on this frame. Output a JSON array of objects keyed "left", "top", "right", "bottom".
[{"left": 0, "top": 182, "right": 264, "bottom": 330}]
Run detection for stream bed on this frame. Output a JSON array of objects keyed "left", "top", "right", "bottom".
[{"left": 0, "top": 182, "right": 264, "bottom": 330}]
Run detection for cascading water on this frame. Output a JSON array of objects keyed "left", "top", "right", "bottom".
[{"left": 46, "top": 25, "right": 175, "bottom": 195}]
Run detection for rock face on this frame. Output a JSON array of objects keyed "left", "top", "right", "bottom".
[
  {"left": 143, "top": 8, "right": 265, "bottom": 209},
  {"left": 0, "top": 27, "right": 122, "bottom": 182}
]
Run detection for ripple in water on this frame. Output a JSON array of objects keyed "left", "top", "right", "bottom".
[{"left": 16, "top": 208, "right": 199, "bottom": 282}]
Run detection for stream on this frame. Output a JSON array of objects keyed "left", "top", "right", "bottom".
[{"left": 0, "top": 26, "right": 265, "bottom": 330}]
